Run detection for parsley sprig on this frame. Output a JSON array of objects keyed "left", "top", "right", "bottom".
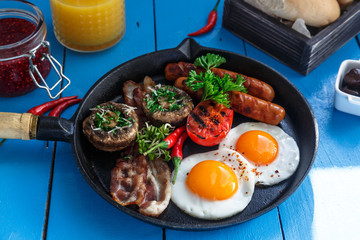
[
  {"left": 194, "top": 53, "right": 226, "bottom": 70},
  {"left": 186, "top": 53, "right": 247, "bottom": 107},
  {"left": 136, "top": 122, "right": 172, "bottom": 161}
]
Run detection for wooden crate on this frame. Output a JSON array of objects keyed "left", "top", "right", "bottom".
[{"left": 222, "top": 0, "right": 360, "bottom": 75}]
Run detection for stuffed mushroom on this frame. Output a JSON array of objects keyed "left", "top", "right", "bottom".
[
  {"left": 83, "top": 101, "right": 138, "bottom": 152},
  {"left": 141, "top": 84, "right": 193, "bottom": 127}
]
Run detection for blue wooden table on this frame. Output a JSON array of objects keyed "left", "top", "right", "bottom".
[{"left": 1, "top": 0, "right": 360, "bottom": 239}]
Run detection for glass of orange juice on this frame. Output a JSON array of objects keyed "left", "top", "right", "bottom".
[{"left": 49, "top": 0, "right": 125, "bottom": 52}]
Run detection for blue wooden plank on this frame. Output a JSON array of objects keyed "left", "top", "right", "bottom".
[
  {"left": 45, "top": 0, "right": 163, "bottom": 239},
  {"left": 166, "top": 209, "right": 283, "bottom": 240},
  {"left": 0, "top": 140, "right": 53, "bottom": 239},
  {"left": 0, "top": 0, "right": 65, "bottom": 239},
  {"left": 155, "top": 0, "right": 246, "bottom": 54}
]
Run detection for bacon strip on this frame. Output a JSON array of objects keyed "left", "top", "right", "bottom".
[
  {"left": 139, "top": 159, "right": 171, "bottom": 217},
  {"left": 110, "top": 155, "right": 172, "bottom": 217},
  {"left": 110, "top": 156, "right": 147, "bottom": 206}
]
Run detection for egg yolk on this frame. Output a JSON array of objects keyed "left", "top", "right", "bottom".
[
  {"left": 186, "top": 160, "right": 238, "bottom": 201},
  {"left": 236, "top": 130, "right": 278, "bottom": 165}
]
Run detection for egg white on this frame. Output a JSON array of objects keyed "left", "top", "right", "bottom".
[
  {"left": 219, "top": 122, "right": 300, "bottom": 186},
  {"left": 171, "top": 148, "right": 255, "bottom": 220}
]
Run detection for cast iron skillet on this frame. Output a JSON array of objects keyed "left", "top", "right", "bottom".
[{"left": 28, "top": 39, "right": 320, "bottom": 230}]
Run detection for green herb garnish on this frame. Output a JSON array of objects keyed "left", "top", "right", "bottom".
[
  {"left": 145, "top": 85, "right": 183, "bottom": 113},
  {"left": 194, "top": 53, "right": 226, "bottom": 70},
  {"left": 186, "top": 53, "right": 247, "bottom": 107},
  {"left": 136, "top": 122, "right": 172, "bottom": 161},
  {"left": 92, "top": 105, "right": 134, "bottom": 134}
]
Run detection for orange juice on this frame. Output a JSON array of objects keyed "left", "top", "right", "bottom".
[{"left": 49, "top": 0, "right": 125, "bottom": 52}]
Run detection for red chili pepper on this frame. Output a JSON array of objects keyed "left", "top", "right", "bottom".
[
  {"left": 27, "top": 96, "right": 78, "bottom": 115},
  {"left": 144, "top": 125, "right": 186, "bottom": 156},
  {"left": 171, "top": 131, "right": 188, "bottom": 184},
  {"left": 48, "top": 98, "right": 82, "bottom": 117},
  {"left": 188, "top": 0, "right": 221, "bottom": 37}
]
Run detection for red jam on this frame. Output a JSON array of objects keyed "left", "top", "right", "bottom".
[{"left": 0, "top": 18, "right": 51, "bottom": 97}]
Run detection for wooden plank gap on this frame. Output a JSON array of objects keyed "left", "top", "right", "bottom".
[
  {"left": 162, "top": 228, "right": 166, "bottom": 240},
  {"left": 153, "top": 0, "right": 158, "bottom": 51},
  {"left": 277, "top": 207, "right": 286, "bottom": 240},
  {"left": 355, "top": 35, "right": 360, "bottom": 49},
  {"left": 243, "top": 40, "right": 247, "bottom": 56},
  {"left": 41, "top": 141, "right": 57, "bottom": 240},
  {"left": 61, "top": 47, "right": 67, "bottom": 91}
]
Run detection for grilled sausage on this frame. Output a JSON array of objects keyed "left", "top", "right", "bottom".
[
  {"left": 211, "top": 68, "right": 275, "bottom": 102},
  {"left": 174, "top": 77, "right": 202, "bottom": 100},
  {"left": 229, "top": 91, "right": 285, "bottom": 125},
  {"left": 165, "top": 62, "right": 275, "bottom": 101},
  {"left": 164, "top": 62, "right": 198, "bottom": 82}
]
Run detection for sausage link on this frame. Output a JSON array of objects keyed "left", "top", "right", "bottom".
[
  {"left": 174, "top": 77, "right": 203, "bottom": 100},
  {"left": 164, "top": 62, "right": 275, "bottom": 101},
  {"left": 229, "top": 91, "right": 285, "bottom": 125},
  {"left": 211, "top": 68, "right": 275, "bottom": 102},
  {"left": 164, "top": 62, "right": 198, "bottom": 81}
]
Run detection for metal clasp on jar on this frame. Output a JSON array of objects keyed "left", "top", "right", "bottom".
[{"left": 27, "top": 40, "right": 71, "bottom": 99}]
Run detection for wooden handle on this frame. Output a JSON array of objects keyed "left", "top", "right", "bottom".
[{"left": 0, "top": 112, "right": 38, "bottom": 140}]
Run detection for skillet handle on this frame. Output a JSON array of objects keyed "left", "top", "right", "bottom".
[
  {"left": 0, "top": 112, "right": 38, "bottom": 140},
  {"left": 0, "top": 112, "right": 74, "bottom": 142},
  {"left": 36, "top": 115, "right": 73, "bottom": 142}
]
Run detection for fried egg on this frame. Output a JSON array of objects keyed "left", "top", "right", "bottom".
[
  {"left": 171, "top": 148, "right": 255, "bottom": 220},
  {"left": 219, "top": 122, "right": 300, "bottom": 186}
]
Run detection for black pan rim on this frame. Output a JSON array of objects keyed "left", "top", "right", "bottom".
[{"left": 70, "top": 38, "right": 319, "bottom": 231}]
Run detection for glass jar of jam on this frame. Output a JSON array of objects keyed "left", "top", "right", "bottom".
[{"left": 0, "top": 0, "right": 64, "bottom": 98}]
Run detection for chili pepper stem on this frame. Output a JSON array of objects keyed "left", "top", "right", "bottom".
[
  {"left": 172, "top": 156, "right": 182, "bottom": 184},
  {"left": 0, "top": 138, "right": 6, "bottom": 147},
  {"left": 213, "top": 0, "right": 221, "bottom": 11}
]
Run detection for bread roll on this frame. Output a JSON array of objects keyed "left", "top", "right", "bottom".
[{"left": 244, "top": 0, "right": 341, "bottom": 27}]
